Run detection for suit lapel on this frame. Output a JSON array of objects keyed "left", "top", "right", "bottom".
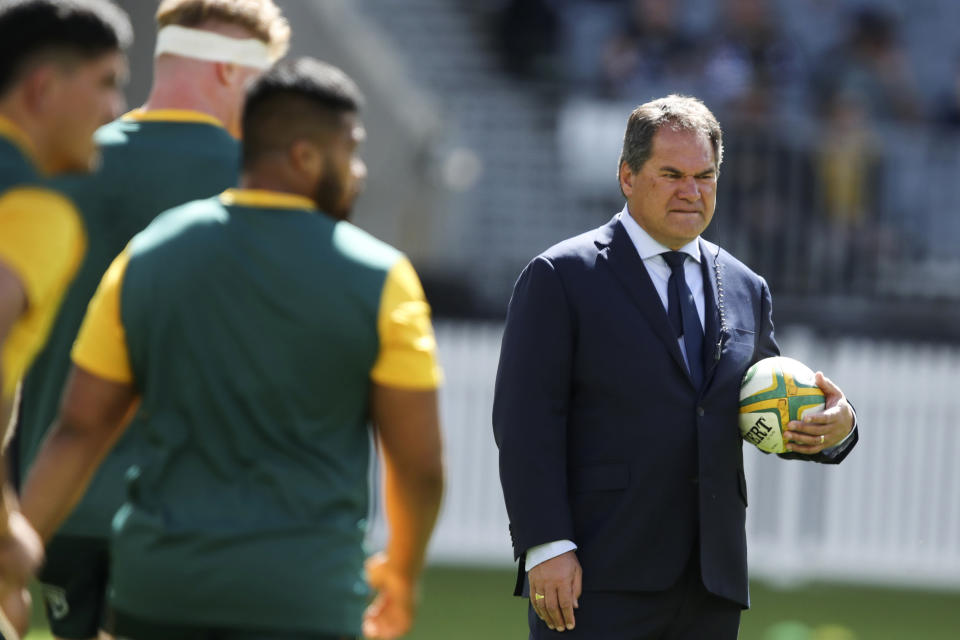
[
  {"left": 595, "top": 217, "right": 690, "bottom": 381},
  {"left": 699, "top": 237, "right": 725, "bottom": 389}
]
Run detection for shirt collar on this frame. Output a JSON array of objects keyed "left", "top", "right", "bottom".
[
  {"left": 122, "top": 108, "right": 225, "bottom": 129},
  {"left": 219, "top": 188, "right": 317, "bottom": 210},
  {"left": 617, "top": 204, "right": 701, "bottom": 263}
]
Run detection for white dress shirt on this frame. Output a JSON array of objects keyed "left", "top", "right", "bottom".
[
  {"left": 618, "top": 206, "right": 705, "bottom": 369},
  {"left": 524, "top": 207, "right": 852, "bottom": 572}
]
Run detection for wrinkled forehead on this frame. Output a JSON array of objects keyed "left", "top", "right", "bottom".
[{"left": 650, "top": 126, "right": 717, "bottom": 171}]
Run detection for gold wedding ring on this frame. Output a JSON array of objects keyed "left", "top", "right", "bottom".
[
  {"left": 534, "top": 593, "right": 545, "bottom": 600},
  {"left": 820, "top": 434, "right": 825, "bottom": 445}
]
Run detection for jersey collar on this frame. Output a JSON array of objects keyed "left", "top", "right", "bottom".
[
  {"left": 122, "top": 108, "right": 225, "bottom": 129},
  {"left": 219, "top": 188, "right": 317, "bottom": 211}
]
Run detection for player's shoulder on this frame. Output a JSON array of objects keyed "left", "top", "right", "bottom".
[
  {"left": 0, "top": 184, "right": 76, "bottom": 215},
  {"left": 0, "top": 138, "right": 82, "bottom": 237},
  {"left": 0, "top": 175, "right": 82, "bottom": 239},
  {"left": 95, "top": 116, "right": 236, "bottom": 149},
  {"left": 0, "top": 185, "right": 85, "bottom": 298},
  {"left": 154, "top": 194, "right": 227, "bottom": 229},
  {"left": 128, "top": 196, "right": 226, "bottom": 254},
  {"left": 332, "top": 219, "right": 403, "bottom": 274},
  {"left": 93, "top": 118, "right": 131, "bottom": 146}
]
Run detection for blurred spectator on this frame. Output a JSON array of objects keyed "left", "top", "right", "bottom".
[
  {"left": 494, "top": 0, "right": 562, "bottom": 79},
  {"left": 817, "top": 90, "right": 880, "bottom": 227},
  {"left": 598, "top": 0, "right": 699, "bottom": 99},
  {"left": 934, "top": 55, "right": 960, "bottom": 129},
  {"left": 810, "top": 6, "right": 922, "bottom": 123},
  {"left": 555, "top": 0, "right": 623, "bottom": 88},
  {"left": 777, "top": 0, "right": 848, "bottom": 60},
  {"left": 712, "top": 122, "right": 815, "bottom": 294},
  {"left": 814, "top": 88, "right": 887, "bottom": 289},
  {"left": 698, "top": 0, "right": 804, "bottom": 122}
]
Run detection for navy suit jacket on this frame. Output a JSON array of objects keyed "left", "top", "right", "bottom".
[{"left": 493, "top": 216, "right": 857, "bottom": 608}]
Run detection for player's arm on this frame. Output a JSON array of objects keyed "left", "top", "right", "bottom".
[
  {"left": 21, "top": 250, "right": 137, "bottom": 541},
  {"left": 0, "top": 262, "right": 43, "bottom": 611},
  {"left": 0, "top": 260, "right": 26, "bottom": 516},
  {"left": 371, "top": 385, "right": 443, "bottom": 583},
  {"left": 20, "top": 367, "right": 135, "bottom": 541},
  {"left": 363, "top": 257, "right": 444, "bottom": 640},
  {"left": 363, "top": 384, "right": 443, "bottom": 639},
  {"left": 0, "top": 261, "right": 26, "bottom": 443}
]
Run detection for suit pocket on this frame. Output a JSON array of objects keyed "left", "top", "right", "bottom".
[
  {"left": 571, "top": 463, "right": 629, "bottom": 493},
  {"left": 737, "top": 468, "right": 748, "bottom": 507},
  {"left": 728, "top": 326, "right": 756, "bottom": 345}
]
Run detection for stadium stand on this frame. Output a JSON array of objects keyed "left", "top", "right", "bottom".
[
  {"left": 353, "top": 0, "right": 960, "bottom": 339},
  {"left": 114, "top": 0, "right": 960, "bottom": 332}
]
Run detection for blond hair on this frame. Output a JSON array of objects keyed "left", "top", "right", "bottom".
[{"left": 156, "top": 0, "right": 290, "bottom": 61}]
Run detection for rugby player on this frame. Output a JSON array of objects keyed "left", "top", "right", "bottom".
[
  {"left": 15, "top": 2, "right": 288, "bottom": 638},
  {"left": 22, "top": 58, "right": 444, "bottom": 640},
  {"left": 0, "top": 0, "right": 130, "bottom": 632}
]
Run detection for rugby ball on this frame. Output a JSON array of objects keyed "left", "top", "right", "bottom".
[{"left": 738, "top": 356, "right": 825, "bottom": 453}]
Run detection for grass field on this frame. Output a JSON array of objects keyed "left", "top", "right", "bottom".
[{"left": 22, "top": 566, "right": 960, "bottom": 639}]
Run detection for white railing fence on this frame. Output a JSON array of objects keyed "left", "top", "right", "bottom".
[{"left": 391, "top": 321, "right": 960, "bottom": 591}]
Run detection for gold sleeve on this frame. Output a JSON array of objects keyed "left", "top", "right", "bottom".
[
  {"left": 71, "top": 250, "right": 133, "bottom": 384},
  {"left": 370, "top": 257, "right": 442, "bottom": 389},
  {"left": 0, "top": 187, "right": 85, "bottom": 309},
  {"left": 0, "top": 187, "right": 86, "bottom": 399}
]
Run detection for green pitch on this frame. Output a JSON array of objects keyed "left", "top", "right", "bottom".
[{"left": 23, "top": 567, "right": 960, "bottom": 640}]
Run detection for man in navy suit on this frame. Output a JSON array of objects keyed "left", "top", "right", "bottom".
[{"left": 493, "top": 95, "right": 858, "bottom": 639}]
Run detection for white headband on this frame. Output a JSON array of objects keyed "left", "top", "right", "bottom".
[{"left": 155, "top": 25, "right": 273, "bottom": 70}]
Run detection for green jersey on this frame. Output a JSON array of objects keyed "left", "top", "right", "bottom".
[
  {"left": 18, "top": 110, "right": 238, "bottom": 537},
  {"left": 71, "top": 189, "right": 441, "bottom": 635}
]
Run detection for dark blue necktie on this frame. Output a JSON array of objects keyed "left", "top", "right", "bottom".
[{"left": 662, "top": 251, "right": 704, "bottom": 388}]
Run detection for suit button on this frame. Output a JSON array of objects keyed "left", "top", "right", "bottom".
[
  {"left": 697, "top": 406, "right": 705, "bottom": 417},
  {"left": 690, "top": 476, "right": 699, "bottom": 485}
]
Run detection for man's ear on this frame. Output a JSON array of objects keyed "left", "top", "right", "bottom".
[
  {"left": 22, "top": 64, "right": 60, "bottom": 115},
  {"left": 618, "top": 162, "right": 635, "bottom": 198},
  {"left": 289, "top": 138, "right": 324, "bottom": 178},
  {"left": 214, "top": 61, "right": 240, "bottom": 87}
]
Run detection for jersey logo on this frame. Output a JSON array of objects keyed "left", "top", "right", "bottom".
[{"left": 40, "top": 583, "right": 70, "bottom": 620}]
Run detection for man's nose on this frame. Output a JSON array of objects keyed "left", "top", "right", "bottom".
[{"left": 676, "top": 176, "right": 701, "bottom": 200}]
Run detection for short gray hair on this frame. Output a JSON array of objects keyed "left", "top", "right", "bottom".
[{"left": 617, "top": 95, "right": 724, "bottom": 177}]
